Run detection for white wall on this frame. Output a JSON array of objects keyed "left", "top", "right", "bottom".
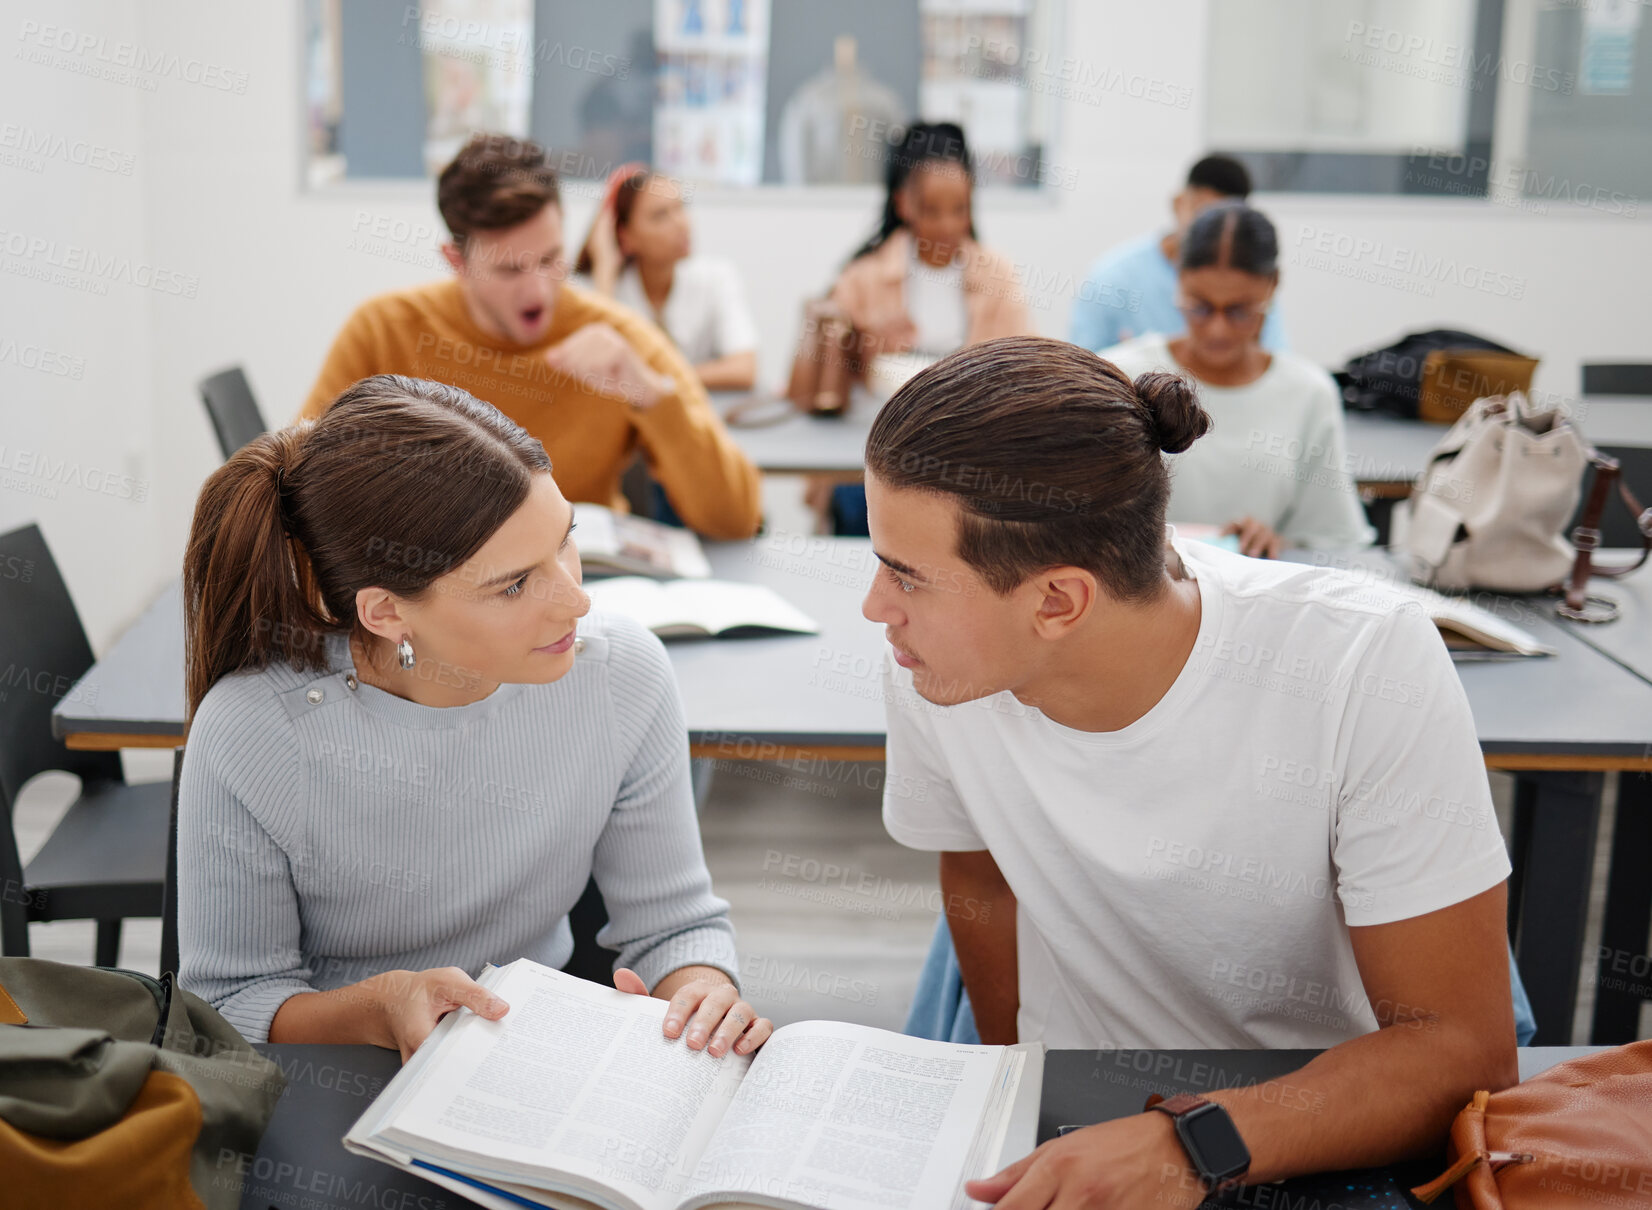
[
  {"left": 1, "top": 0, "right": 157, "bottom": 648},
  {"left": 12, "top": 0, "right": 1652, "bottom": 646}
]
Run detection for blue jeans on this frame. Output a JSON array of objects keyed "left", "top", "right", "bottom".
[
  {"left": 829, "top": 484, "right": 870, "bottom": 536},
  {"left": 905, "top": 917, "right": 1538, "bottom": 1046}
]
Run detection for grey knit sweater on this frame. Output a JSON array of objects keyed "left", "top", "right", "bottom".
[{"left": 177, "top": 610, "right": 737, "bottom": 1042}]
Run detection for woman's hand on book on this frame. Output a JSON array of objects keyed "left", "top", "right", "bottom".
[
  {"left": 964, "top": 1110, "right": 1203, "bottom": 1208},
  {"left": 614, "top": 966, "right": 773, "bottom": 1058},
  {"left": 372, "top": 967, "right": 510, "bottom": 1063}
]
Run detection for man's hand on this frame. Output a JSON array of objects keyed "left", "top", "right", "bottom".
[
  {"left": 1222, "top": 515, "right": 1284, "bottom": 559},
  {"left": 545, "top": 322, "right": 674, "bottom": 409},
  {"left": 967, "top": 1112, "right": 1204, "bottom": 1209}
]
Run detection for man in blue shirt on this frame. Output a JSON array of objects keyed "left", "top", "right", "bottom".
[{"left": 1070, "top": 154, "right": 1289, "bottom": 353}]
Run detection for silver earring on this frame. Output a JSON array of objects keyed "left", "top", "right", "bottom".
[{"left": 396, "top": 637, "right": 415, "bottom": 670}]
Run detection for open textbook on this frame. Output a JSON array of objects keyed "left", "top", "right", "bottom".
[
  {"left": 1414, "top": 585, "right": 1555, "bottom": 659},
  {"left": 1179, "top": 528, "right": 1555, "bottom": 659},
  {"left": 574, "top": 505, "right": 712, "bottom": 580},
  {"left": 584, "top": 577, "right": 820, "bottom": 639},
  {"left": 346, "top": 960, "right": 1043, "bottom": 1210}
]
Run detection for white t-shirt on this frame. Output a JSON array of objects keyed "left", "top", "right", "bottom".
[
  {"left": 612, "top": 256, "right": 758, "bottom": 366},
  {"left": 904, "top": 245, "right": 967, "bottom": 357},
  {"left": 883, "top": 537, "right": 1510, "bottom": 1049},
  {"left": 1101, "top": 334, "right": 1376, "bottom": 550}
]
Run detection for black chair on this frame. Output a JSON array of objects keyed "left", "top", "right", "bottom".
[
  {"left": 0, "top": 524, "right": 170, "bottom": 967},
  {"left": 198, "top": 365, "right": 268, "bottom": 459},
  {"left": 161, "top": 747, "right": 183, "bottom": 979},
  {"left": 1581, "top": 363, "right": 1652, "bottom": 397}
]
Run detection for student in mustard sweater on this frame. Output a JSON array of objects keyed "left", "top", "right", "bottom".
[{"left": 298, "top": 134, "right": 761, "bottom": 541}]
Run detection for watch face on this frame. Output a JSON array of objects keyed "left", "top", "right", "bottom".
[{"left": 1182, "top": 1106, "right": 1250, "bottom": 1180}]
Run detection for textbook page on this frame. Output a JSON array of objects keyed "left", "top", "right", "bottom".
[
  {"left": 378, "top": 961, "right": 750, "bottom": 1210},
  {"left": 678, "top": 1020, "right": 1010, "bottom": 1210}
]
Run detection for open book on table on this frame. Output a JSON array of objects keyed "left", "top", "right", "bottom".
[
  {"left": 345, "top": 960, "right": 1043, "bottom": 1210},
  {"left": 1386, "top": 580, "right": 1555, "bottom": 659},
  {"left": 584, "top": 577, "right": 819, "bottom": 639},
  {"left": 574, "top": 505, "right": 712, "bottom": 580},
  {"left": 1179, "top": 525, "right": 1553, "bottom": 659}
]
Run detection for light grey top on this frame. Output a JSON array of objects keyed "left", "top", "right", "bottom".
[{"left": 177, "top": 610, "right": 738, "bottom": 1043}]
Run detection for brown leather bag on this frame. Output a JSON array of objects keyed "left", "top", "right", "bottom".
[
  {"left": 1556, "top": 451, "right": 1652, "bottom": 622},
  {"left": 1412, "top": 1041, "right": 1652, "bottom": 1207},
  {"left": 1418, "top": 350, "right": 1540, "bottom": 424},
  {"left": 784, "top": 298, "right": 858, "bottom": 417}
]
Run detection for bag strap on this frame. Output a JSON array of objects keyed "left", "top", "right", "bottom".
[{"left": 1562, "top": 453, "right": 1652, "bottom": 616}]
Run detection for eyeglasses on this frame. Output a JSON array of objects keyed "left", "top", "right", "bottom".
[{"left": 1176, "top": 297, "right": 1270, "bottom": 327}]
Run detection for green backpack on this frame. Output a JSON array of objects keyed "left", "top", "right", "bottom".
[{"left": 0, "top": 957, "right": 285, "bottom": 1209}]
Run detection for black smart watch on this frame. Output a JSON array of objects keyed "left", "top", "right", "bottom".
[{"left": 1146, "top": 1093, "right": 1251, "bottom": 1194}]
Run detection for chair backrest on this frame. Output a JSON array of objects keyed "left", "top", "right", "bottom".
[
  {"left": 161, "top": 747, "right": 183, "bottom": 978},
  {"left": 1567, "top": 445, "right": 1652, "bottom": 549},
  {"left": 1581, "top": 364, "right": 1652, "bottom": 398},
  {"left": 197, "top": 366, "right": 268, "bottom": 460},
  {"left": 0, "top": 525, "right": 123, "bottom": 812}
]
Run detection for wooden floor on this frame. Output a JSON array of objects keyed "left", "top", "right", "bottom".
[{"left": 14, "top": 754, "right": 1647, "bottom": 1042}]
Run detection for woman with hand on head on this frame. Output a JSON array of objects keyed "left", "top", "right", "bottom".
[
  {"left": 179, "top": 374, "right": 771, "bottom": 1063},
  {"left": 1101, "top": 202, "right": 1374, "bottom": 558},
  {"left": 576, "top": 164, "right": 759, "bottom": 392}
]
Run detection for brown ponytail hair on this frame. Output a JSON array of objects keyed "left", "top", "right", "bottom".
[
  {"left": 865, "top": 335, "right": 1210, "bottom": 601},
  {"left": 183, "top": 375, "right": 552, "bottom": 721}
]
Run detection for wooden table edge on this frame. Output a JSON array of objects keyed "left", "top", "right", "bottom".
[{"left": 61, "top": 732, "right": 1652, "bottom": 772}]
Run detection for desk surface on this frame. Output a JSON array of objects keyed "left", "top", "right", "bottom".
[
  {"left": 1552, "top": 563, "right": 1652, "bottom": 689},
  {"left": 51, "top": 539, "right": 1652, "bottom": 765},
  {"left": 725, "top": 393, "right": 1652, "bottom": 483},
  {"left": 719, "top": 390, "right": 878, "bottom": 474},
  {"left": 1343, "top": 398, "right": 1652, "bottom": 485},
  {"left": 237, "top": 1043, "right": 1600, "bottom": 1210}
]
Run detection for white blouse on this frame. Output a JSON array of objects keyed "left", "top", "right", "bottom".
[{"left": 611, "top": 256, "right": 758, "bottom": 366}]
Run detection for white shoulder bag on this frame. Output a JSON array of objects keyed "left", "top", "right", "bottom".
[{"left": 1394, "top": 393, "right": 1649, "bottom": 617}]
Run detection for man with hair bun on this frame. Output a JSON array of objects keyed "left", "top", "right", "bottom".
[
  {"left": 863, "top": 336, "right": 1516, "bottom": 1206},
  {"left": 299, "top": 132, "right": 760, "bottom": 540}
]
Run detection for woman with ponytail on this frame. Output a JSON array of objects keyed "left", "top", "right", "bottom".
[
  {"left": 816, "top": 121, "right": 1033, "bottom": 534},
  {"left": 830, "top": 121, "right": 1032, "bottom": 390},
  {"left": 179, "top": 375, "right": 770, "bottom": 1062}
]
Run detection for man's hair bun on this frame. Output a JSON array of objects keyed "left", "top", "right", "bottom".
[{"left": 1134, "top": 371, "right": 1211, "bottom": 454}]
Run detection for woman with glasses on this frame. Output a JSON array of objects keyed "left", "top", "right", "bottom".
[{"left": 1101, "top": 203, "right": 1374, "bottom": 556}]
